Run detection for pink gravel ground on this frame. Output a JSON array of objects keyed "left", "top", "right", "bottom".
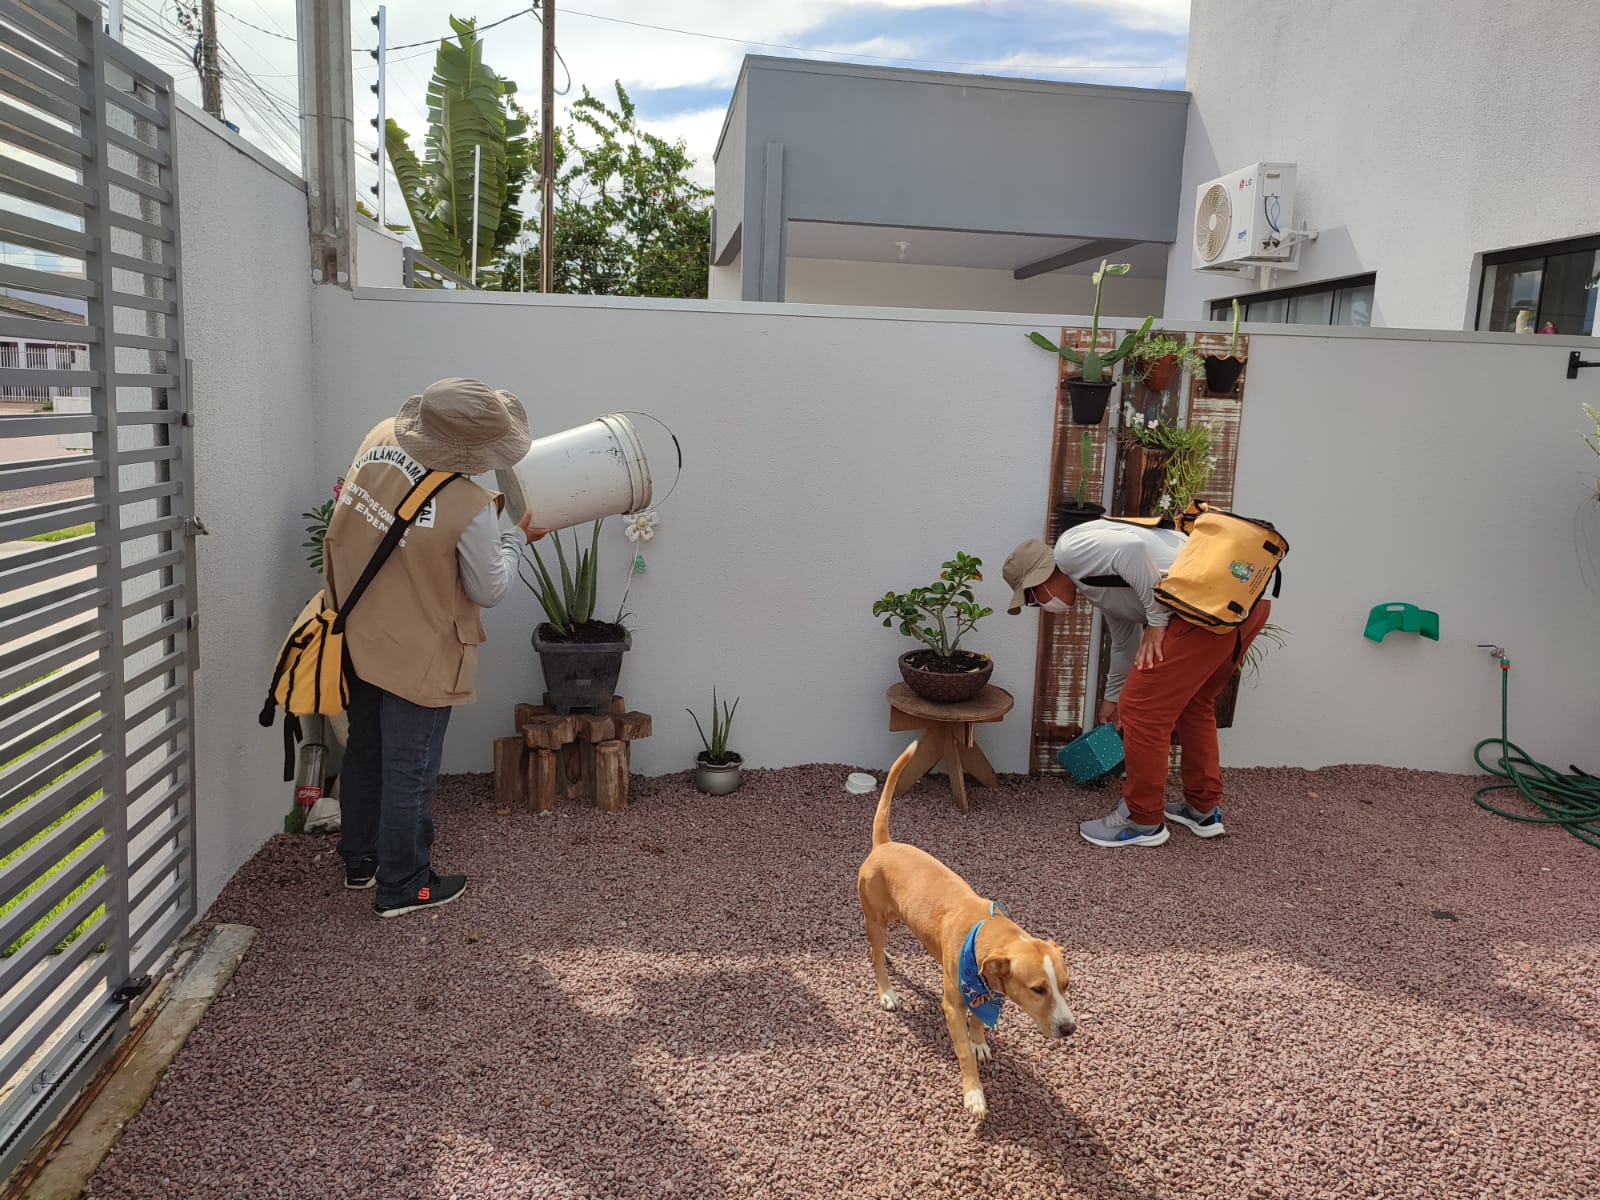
[{"left": 87, "top": 763, "right": 1600, "bottom": 1200}]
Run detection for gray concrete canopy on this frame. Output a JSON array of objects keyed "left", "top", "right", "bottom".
[{"left": 712, "top": 56, "right": 1191, "bottom": 301}]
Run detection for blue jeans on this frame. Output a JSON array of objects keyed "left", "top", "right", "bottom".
[{"left": 337, "top": 672, "right": 452, "bottom": 905}]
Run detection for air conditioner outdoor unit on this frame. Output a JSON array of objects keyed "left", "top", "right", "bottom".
[{"left": 1192, "top": 161, "right": 1303, "bottom": 272}]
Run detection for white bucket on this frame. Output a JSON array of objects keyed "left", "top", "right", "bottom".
[{"left": 495, "top": 413, "right": 653, "bottom": 531}]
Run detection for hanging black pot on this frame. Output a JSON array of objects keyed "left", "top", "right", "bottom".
[
  {"left": 1065, "top": 378, "right": 1115, "bottom": 425},
  {"left": 1053, "top": 502, "right": 1105, "bottom": 539},
  {"left": 1203, "top": 355, "right": 1244, "bottom": 395}
]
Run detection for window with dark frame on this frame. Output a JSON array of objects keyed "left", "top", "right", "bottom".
[
  {"left": 1208, "top": 273, "right": 1376, "bottom": 327},
  {"left": 1476, "top": 235, "right": 1600, "bottom": 336}
]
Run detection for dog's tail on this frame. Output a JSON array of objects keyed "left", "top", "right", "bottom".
[{"left": 872, "top": 741, "right": 917, "bottom": 848}]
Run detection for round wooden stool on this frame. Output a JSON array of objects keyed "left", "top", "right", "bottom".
[{"left": 885, "top": 683, "right": 1014, "bottom": 813}]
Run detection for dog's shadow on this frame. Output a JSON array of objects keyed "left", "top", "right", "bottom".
[{"left": 885, "top": 958, "right": 1157, "bottom": 1200}]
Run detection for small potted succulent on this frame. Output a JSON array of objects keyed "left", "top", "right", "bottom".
[
  {"left": 1204, "top": 298, "right": 1246, "bottom": 395},
  {"left": 522, "top": 519, "right": 633, "bottom": 715},
  {"left": 873, "top": 551, "right": 994, "bottom": 704},
  {"left": 1055, "top": 431, "right": 1104, "bottom": 534},
  {"left": 1126, "top": 333, "right": 1206, "bottom": 393},
  {"left": 1028, "top": 260, "right": 1153, "bottom": 425},
  {"left": 688, "top": 687, "right": 742, "bottom": 794}
]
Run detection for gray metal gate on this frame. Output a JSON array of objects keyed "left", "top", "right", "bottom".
[{"left": 0, "top": 0, "right": 197, "bottom": 1177}]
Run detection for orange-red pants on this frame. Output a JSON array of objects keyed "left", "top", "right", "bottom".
[{"left": 1117, "top": 601, "right": 1271, "bottom": 826}]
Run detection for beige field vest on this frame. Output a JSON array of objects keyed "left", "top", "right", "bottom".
[{"left": 323, "top": 420, "right": 501, "bottom": 708}]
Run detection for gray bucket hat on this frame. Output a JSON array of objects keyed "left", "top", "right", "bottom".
[{"left": 394, "top": 377, "right": 531, "bottom": 474}]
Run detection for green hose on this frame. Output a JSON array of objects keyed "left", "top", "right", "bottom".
[{"left": 1473, "top": 654, "right": 1600, "bottom": 849}]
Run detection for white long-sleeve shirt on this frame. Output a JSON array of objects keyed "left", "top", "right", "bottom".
[
  {"left": 455, "top": 504, "right": 525, "bottom": 608},
  {"left": 1053, "top": 519, "right": 1188, "bottom": 701}
]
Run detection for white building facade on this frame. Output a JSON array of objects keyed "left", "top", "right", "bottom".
[{"left": 1164, "top": 0, "right": 1600, "bottom": 336}]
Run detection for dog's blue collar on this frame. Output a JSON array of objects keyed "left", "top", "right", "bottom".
[{"left": 958, "top": 902, "right": 1007, "bottom": 1029}]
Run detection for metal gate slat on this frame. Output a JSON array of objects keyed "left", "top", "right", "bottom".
[
  {"left": 122, "top": 747, "right": 185, "bottom": 808},
  {"left": 99, "top": 121, "right": 168, "bottom": 168},
  {"left": 0, "top": 538, "right": 104, "bottom": 592},
  {"left": 1, "top": 21, "right": 195, "bottom": 1178},
  {"left": 0, "top": 413, "right": 101, "bottom": 439},
  {"left": 125, "top": 778, "right": 183, "bottom": 844},
  {"left": 0, "top": 675, "right": 104, "bottom": 766},
  {"left": 0, "top": 901, "right": 114, "bottom": 1086},
  {"left": 0, "top": 585, "right": 108, "bottom": 645},
  {"left": 119, "top": 647, "right": 182, "bottom": 696},
  {"left": 0, "top": 797, "right": 105, "bottom": 915},
  {"left": 0, "top": 65, "right": 80, "bottom": 123},
  {"left": 0, "top": 720, "right": 105, "bottom": 812},
  {"left": 0, "top": 825, "right": 106, "bottom": 963},
  {"left": 0, "top": 626, "right": 104, "bottom": 694},
  {"left": 0, "top": 657, "right": 100, "bottom": 725},
  {"left": 0, "top": 758, "right": 104, "bottom": 863},
  {"left": 0, "top": 4, "right": 88, "bottom": 66}
]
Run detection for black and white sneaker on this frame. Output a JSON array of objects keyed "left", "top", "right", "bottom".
[
  {"left": 374, "top": 871, "right": 467, "bottom": 919},
  {"left": 344, "top": 866, "right": 376, "bottom": 890}
]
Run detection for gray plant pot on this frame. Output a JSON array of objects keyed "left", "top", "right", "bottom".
[
  {"left": 694, "top": 754, "right": 743, "bottom": 795},
  {"left": 532, "top": 625, "right": 631, "bottom": 715}
]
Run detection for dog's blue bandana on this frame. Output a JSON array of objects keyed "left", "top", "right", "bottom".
[{"left": 958, "top": 901, "right": 1007, "bottom": 1029}]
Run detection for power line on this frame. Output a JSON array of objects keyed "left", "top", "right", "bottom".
[
  {"left": 214, "top": 5, "right": 294, "bottom": 42},
  {"left": 358, "top": 4, "right": 535, "bottom": 53},
  {"left": 557, "top": 6, "right": 1180, "bottom": 74}
]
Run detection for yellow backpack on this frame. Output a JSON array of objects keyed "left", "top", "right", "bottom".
[
  {"left": 1107, "top": 501, "right": 1287, "bottom": 634},
  {"left": 258, "top": 469, "right": 459, "bottom": 777}
]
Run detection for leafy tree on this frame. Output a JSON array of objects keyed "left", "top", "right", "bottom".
[
  {"left": 496, "top": 83, "right": 711, "bottom": 298},
  {"left": 385, "top": 15, "right": 532, "bottom": 280}
]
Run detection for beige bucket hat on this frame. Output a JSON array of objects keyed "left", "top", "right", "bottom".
[
  {"left": 394, "top": 377, "right": 531, "bottom": 474},
  {"left": 1002, "top": 539, "right": 1058, "bottom": 614}
]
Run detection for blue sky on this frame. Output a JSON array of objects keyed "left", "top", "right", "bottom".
[{"left": 109, "top": 0, "right": 1190, "bottom": 214}]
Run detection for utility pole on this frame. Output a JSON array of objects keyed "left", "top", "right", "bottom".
[
  {"left": 200, "top": 0, "right": 223, "bottom": 117},
  {"left": 539, "top": 0, "right": 555, "bottom": 293},
  {"left": 471, "top": 143, "right": 482, "bottom": 284}
]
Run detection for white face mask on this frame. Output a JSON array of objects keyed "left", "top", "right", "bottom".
[{"left": 1038, "top": 596, "right": 1073, "bottom": 614}]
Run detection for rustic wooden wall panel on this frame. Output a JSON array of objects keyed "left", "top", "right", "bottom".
[{"left": 1030, "top": 332, "right": 1251, "bottom": 776}]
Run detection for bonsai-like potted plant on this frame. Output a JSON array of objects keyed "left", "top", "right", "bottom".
[
  {"left": 1126, "top": 333, "right": 1205, "bottom": 393},
  {"left": 873, "top": 552, "right": 995, "bottom": 704},
  {"left": 1055, "top": 431, "right": 1105, "bottom": 533},
  {"left": 688, "top": 687, "right": 741, "bottom": 794},
  {"left": 1204, "top": 298, "right": 1246, "bottom": 395},
  {"left": 521, "top": 520, "right": 633, "bottom": 715},
  {"left": 1028, "top": 261, "right": 1154, "bottom": 425}
]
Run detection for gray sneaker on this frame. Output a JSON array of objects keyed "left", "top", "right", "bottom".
[
  {"left": 1165, "top": 802, "right": 1226, "bottom": 838},
  {"left": 1079, "top": 805, "right": 1169, "bottom": 848}
]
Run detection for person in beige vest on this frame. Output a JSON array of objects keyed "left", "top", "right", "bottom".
[{"left": 324, "top": 379, "right": 545, "bottom": 917}]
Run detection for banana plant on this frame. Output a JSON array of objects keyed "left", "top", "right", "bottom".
[
  {"left": 385, "top": 15, "right": 532, "bottom": 280},
  {"left": 1027, "top": 260, "right": 1153, "bottom": 383}
]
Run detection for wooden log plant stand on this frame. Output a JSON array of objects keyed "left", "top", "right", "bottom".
[{"left": 494, "top": 695, "right": 653, "bottom": 814}]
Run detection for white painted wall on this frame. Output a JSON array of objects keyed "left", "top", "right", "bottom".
[
  {"left": 1166, "top": 0, "right": 1600, "bottom": 330},
  {"left": 309, "top": 289, "right": 1600, "bottom": 780},
  {"left": 784, "top": 258, "right": 1167, "bottom": 318},
  {"left": 175, "top": 105, "right": 317, "bottom": 910},
  {"left": 355, "top": 218, "right": 405, "bottom": 289},
  {"left": 707, "top": 256, "right": 741, "bottom": 301}
]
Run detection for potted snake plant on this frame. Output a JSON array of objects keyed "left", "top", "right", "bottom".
[
  {"left": 1028, "top": 260, "right": 1153, "bottom": 424},
  {"left": 689, "top": 688, "right": 742, "bottom": 794}
]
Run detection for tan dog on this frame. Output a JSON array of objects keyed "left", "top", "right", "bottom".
[{"left": 857, "top": 741, "right": 1077, "bottom": 1118}]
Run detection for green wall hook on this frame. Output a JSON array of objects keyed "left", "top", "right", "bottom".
[{"left": 1364, "top": 602, "right": 1440, "bottom": 643}]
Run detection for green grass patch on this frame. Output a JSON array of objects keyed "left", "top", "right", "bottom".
[{"left": 22, "top": 523, "right": 95, "bottom": 543}]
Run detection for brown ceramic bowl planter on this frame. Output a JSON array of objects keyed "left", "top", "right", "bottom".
[
  {"left": 898, "top": 650, "right": 993, "bottom": 704},
  {"left": 1142, "top": 354, "right": 1182, "bottom": 392}
]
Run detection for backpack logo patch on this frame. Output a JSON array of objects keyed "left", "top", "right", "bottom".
[{"left": 1230, "top": 561, "right": 1256, "bottom": 583}]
